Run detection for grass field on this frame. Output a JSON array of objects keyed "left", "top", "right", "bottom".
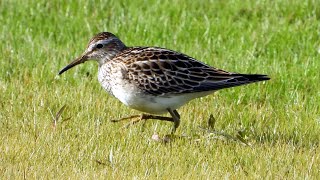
[{"left": 1, "top": 0, "right": 320, "bottom": 179}]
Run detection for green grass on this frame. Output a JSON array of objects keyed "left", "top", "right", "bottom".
[{"left": 1, "top": 0, "right": 320, "bottom": 179}]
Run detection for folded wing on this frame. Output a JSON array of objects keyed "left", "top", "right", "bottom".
[{"left": 119, "top": 47, "right": 269, "bottom": 96}]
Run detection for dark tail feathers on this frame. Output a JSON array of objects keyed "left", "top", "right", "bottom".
[{"left": 236, "top": 74, "right": 270, "bottom": 82}]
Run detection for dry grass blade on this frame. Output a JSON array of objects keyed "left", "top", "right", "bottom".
[
  {"left": 236, "top": 131, "right": 251, "bottom": 147},
  {"left": 61, "top": 117, "right": 72, "bottom": 123},
  {"left": 199, "top": 127, "right": 250, "bottom": 146},
  {"left": 55, "top": 105, "right": 67, "bottom": 121},
  {"left": 52, "top": 105, "right": 67, "bottom": 128},
  {"left": 95, "top": 160, "right": 108, "bottom": 166}
]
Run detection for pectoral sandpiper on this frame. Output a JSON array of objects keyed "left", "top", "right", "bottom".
[{"left": 59, "top": 32, "right": 270, "bottom": 134}]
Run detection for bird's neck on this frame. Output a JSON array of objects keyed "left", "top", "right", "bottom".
[
  {"left": 98, "top": 50, "right": 120, "bottom": 66},
  {"left": 98, "top": 40, "right": 127, "bottom": 66}
]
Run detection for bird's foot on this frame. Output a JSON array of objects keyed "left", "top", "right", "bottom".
[{"left": 111, "top": 114, "right": 174, "bottom": 129}]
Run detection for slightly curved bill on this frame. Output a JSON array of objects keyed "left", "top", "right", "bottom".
[{"left": 58, "top": 55, "right": 88, "bottom": 75}]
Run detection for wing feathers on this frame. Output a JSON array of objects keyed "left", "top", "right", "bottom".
[{"left": 119, "top": 47, "right": 270, "bottom": 96}]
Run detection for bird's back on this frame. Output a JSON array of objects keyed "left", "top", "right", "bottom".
[{"left": 109, "top": 47, "right": 269, "bottom": 96}]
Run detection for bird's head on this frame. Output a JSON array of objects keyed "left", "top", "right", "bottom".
[{"left": 59, "top": 32, "right": 126, "bottom": 75}]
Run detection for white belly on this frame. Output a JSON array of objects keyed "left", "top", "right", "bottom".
[{"left": 111, "top": 84, "right": 213, "bottom": 114}]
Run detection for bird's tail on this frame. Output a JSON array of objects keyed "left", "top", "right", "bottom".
[
  {"left": 192, "top": 73, "right": 270, "bottom": 92},
  {"left": 236, "top": 74, "right": 270, "bottom": 82}
]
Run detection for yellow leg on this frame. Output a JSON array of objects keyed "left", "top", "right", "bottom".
[{"left": 111, "top": 113, "right": 175, "bottom": 129}]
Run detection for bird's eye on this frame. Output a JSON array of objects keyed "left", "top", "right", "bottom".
[{"left": 96, "top": 44, "right": 104, "bottom": 49}]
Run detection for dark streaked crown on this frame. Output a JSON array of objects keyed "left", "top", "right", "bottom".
[{"left": 87, "top": 32, "right": 118, "bottom": 47}]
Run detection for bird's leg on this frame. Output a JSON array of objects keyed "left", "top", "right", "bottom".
[
  {"left": 111, "top": 114, "right": 174, "bottom": 128},
  {"left": 110, "top": 115, "right": 141, "bottom": 122},
  {"left": 173, "top": 109, "right": 180, "bottom": 119},
  {"left": 167, "top": 108, "right": 181, "bottom": 134}
]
